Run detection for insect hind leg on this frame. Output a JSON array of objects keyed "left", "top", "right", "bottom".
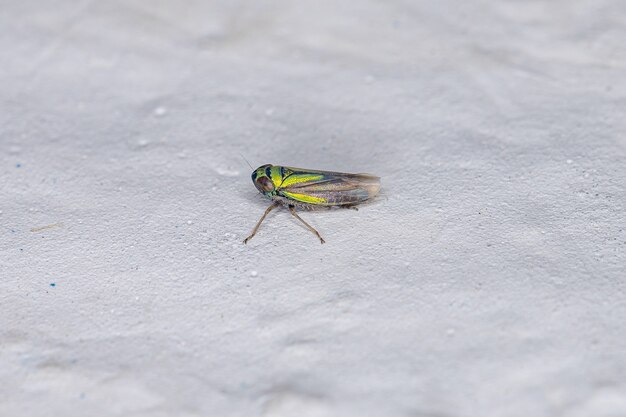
[{"left": 342, "top": 204, "right": 359, "bottom": 211}]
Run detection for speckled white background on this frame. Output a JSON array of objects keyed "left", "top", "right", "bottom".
[{"left": 1, "top": 1, "right": 626, "bottom": 416}]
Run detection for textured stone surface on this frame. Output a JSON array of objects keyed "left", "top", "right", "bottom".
[{"left": 2, "top": 1, "right": 625, "bottom": 416}]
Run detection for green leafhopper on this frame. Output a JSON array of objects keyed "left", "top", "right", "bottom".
[{"left": 244, "top": 164, "right": 381, "bottom": 244}]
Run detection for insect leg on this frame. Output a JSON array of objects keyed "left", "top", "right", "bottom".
[
  {"left": 243, "top": 202, "right": 280, "bottom": 244},
  {"left": 288, "top": 205, "right": 326, "bottom": 244}
]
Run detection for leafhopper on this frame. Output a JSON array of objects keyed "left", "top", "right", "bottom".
[{"left": 243, "top": 164, "right": 381, "bottom": 244}]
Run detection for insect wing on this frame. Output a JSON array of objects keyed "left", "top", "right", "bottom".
[{"left": 279, "top": 167, "right": 380, "bottom": 206}]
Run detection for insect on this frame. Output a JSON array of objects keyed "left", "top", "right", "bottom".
[{"left": 243, "top": 164, "right": 381, "bottom": 244}]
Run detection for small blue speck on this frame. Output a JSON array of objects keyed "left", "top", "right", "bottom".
[
  {"left": 16, "top": 163, "right": 22, "bottom": 168},
  {"left": 50, "top": 283, "right": 56, "bottom": 287}
]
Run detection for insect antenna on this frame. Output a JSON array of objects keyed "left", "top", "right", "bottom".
[{"left": 239, "top": 154, "right": 254, "bottom": 170}]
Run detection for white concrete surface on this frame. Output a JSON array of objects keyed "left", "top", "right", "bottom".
[{"left": 1, "top": 1, "right": 626, "bottom": 416}]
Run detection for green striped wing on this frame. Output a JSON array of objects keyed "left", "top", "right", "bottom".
[{"left": 277, "top": 167, "right": 381, "bottom": 206}]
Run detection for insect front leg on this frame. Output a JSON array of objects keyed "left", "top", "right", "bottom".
[
  {"left": 243, "top": 202, "right": 280, "bottom": 244},
  {"left": 288, "top": 205, "right": 325, "bottom": 244}
]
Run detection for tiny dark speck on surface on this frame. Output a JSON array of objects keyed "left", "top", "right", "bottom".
[
  {"left": 50, "top": 283, "right": 56, "bottom": 287},
  {"left": 16, "top": 163, "right": 22, "bottom": 168}
]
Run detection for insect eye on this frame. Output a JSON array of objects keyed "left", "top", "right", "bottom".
[{"left": 256, "top": 176, "right": 274, "bottom": 193}]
